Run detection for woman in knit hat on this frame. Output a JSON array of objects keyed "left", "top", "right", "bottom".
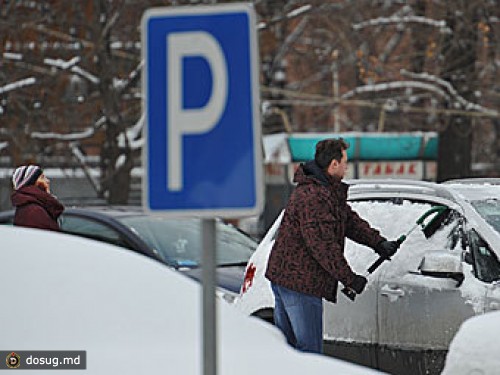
[{"left": 11, "top": 165, "right": 64, "bottom": 231}]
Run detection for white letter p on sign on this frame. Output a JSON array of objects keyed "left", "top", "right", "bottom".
[{"left": 167, "top": 32, "right": 228, "bottom": 191}]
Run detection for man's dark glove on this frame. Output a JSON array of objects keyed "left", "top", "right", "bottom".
[
  {"left": 375, "top": 240, "right": 400, "bottom": 259},
  {"left": 350, "top": 275, "right": 368, "bottom": 295}
]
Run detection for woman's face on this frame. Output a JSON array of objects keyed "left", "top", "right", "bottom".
[{"left": 35, "top": 173, "right": 50, "bottom": 193}]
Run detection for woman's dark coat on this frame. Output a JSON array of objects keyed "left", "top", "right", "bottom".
[{"left": 11, "top": 185, "right": 64, "bottom": 231}]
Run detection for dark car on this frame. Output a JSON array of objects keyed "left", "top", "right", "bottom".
[{"left": 0, "top": 206, "right": 257, "bottom": 301}]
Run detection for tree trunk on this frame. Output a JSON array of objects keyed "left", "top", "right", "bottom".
[
  {"left": 94, "top": 0, "right": 132, "bottom": 204},
  {"left": 437, "top": 117, "right": 472, "bottom": 181},
  {"left": 411, "top": 0, "right": 427, "bottom": 74},
  {"left": 437, "top": 2, "right": 478, "bottom": 181}
]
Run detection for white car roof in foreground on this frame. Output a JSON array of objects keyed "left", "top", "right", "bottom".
[{"left": 0, "top": 226, "right": 381, "bottom": 375}]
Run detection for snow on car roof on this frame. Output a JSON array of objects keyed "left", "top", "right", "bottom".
[
  {"left": 445, "top": 183, "right": 500, "bottom": 202},
  {"left": 347, "top": 179, "right": 458, "bottom": 203}
]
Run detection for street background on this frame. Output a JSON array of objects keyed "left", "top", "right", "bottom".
[{"left": 1, "top": 0, "right": 499, "bottom": 237}]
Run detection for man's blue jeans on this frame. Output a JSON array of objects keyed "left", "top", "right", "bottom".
[{"left": 271, "top": 283, "right": 323, "bottom": 353}]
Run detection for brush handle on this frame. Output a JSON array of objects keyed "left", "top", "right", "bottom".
[
  {"left": 367, "top": 256, "right": 386, "bottom": 274},
  {"left": 367, "top": 236, "right": 404, "bottom": 274},
  {"left": 344, "top": 236, "right": 406, "bottom": 301}
]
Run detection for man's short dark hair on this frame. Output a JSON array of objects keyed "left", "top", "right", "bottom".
[{"left": 314, "top": 138, "right": 349, "bottom": 170}]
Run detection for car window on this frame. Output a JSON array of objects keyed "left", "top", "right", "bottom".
[
  {"left": 61, "top": 215, "right": 132, "bottom": 249},
  {"left": 346, "top": 199, "right": 462, "bottom": 276},
  {"left": 468, "top": 230, "right": 500, "bottom": 283},
  {"left": 118, "top": 216, "right": 256, "bottom": 268},
  {"left": 217, "top": 222, "right": 258, "bottom": 264},
  {"left": 470, "top": 198, "right": 500, "bottom": 236}
]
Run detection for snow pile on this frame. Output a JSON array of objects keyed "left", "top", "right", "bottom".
[{"left": 441, "top": 311, "right": 500, "bottom": 375}]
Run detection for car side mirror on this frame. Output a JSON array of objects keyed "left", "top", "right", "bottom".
[{"left": 418, "top": 251, "right": 465, "bottom": 287}]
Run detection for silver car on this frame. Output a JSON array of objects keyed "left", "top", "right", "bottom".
[{"left": 235, "top": 179, "right": 500, "bottom": 375}]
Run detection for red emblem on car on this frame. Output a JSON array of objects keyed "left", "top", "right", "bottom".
[{"left": 242, "top": 263, "right": 256, "bottom": 294}]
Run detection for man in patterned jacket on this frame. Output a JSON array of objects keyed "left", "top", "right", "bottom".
[{"left": 265, "top": 138, "right": 400, "bottom": 353}]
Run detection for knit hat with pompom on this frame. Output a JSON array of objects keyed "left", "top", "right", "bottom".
[{"left": 12, "top": 165, "right": 43, "bottom": 190}]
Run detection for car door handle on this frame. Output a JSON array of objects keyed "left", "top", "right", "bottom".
[{"left": 380, "top": 285, "right": 405, "bottom": 300}]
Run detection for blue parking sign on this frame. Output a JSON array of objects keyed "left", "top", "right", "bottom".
[{"left": 142, "top": 4, "right": 263, "bottom": 217}]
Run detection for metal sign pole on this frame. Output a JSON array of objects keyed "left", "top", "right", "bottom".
[
  {"left": 202, "top": 218, "right": 216, "bottom": 375},
  {"left": 142, "top": 6, "right": 262, "bottom": 375}
]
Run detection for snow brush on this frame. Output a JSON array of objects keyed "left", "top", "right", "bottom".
[{"left": 341, "top": 205, "right": 451, "bottom": 301}]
